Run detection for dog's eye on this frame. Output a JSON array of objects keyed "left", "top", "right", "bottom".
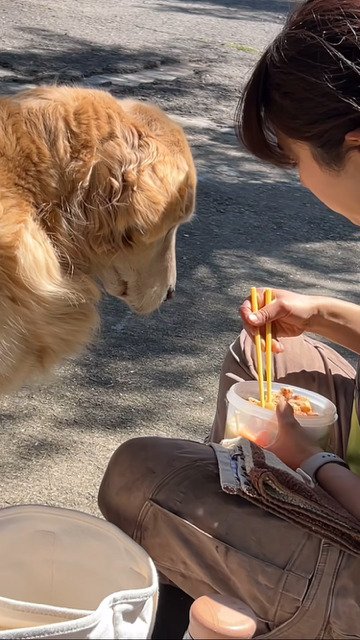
[{"left": 122, "top": 228, "right": 135, "bottom": 248}]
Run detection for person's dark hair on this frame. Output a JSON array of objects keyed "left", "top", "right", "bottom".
[{"left": 236, "top": 0, "right": 360, "bottom": 168}]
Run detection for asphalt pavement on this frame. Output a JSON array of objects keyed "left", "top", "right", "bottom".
[{"left": 0, "top": 0, "right": 358, "bottom": 514}]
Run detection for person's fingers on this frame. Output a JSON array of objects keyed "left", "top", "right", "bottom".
[
  {"left": 240, "top": 299, "right": 252, "bottom": 314},
  {"left": 276, "top": 396, "right": 296, "bottom": 426},
  {"left": 240, "top": 302, "right": 258, "bottom": 337},
  {"left": 261, "top": 339, "right": 284, "bottom": 353},
  {"left": 239, "top": 290, "right": 266, "bottom": 321},
  {"left": 246, "top": 297, "right": 286, "bottom": 327},
  {"left": 239, "top": 299, "right": 254, "bottom": 329},
  {"left": 240, "top": 299, "right": 285, "bottom": 352},
  {"left": 272, "top": 338, "right": 284, "bottom": 353}
]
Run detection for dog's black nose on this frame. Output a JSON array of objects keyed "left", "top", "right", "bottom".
[{"left": 166, "top": 286, "right": 175, "bottom": 301}]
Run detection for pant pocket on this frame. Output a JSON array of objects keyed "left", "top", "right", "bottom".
[
  {"left": 256, "top": 542, "right": 342, "bottom": 639},
  {"left": 328, "top": 553, "right": 360, "bottom": 639}
]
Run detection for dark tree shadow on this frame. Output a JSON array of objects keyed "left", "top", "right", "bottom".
[
  {"left": 151, "top": 0, "right": 297, "bottom": 24},
  {"left": 0, "top": 27, "right": 180, "bottom": 82}
]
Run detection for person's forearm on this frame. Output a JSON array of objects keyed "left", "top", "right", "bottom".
[
  {"left": 310, "top": 297, "right": 360, "bottom": 354},
  {"left": 316, "top": 463, "right": 360, "bottom": 520}
]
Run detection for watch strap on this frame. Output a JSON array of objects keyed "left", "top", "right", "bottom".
[{"left": 296, "top": 452, "right": 349, "bottom": 486}]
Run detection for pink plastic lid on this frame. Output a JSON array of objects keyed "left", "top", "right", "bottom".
[{"left": 188, "top": 594, "right": 257, "bottom": 639}]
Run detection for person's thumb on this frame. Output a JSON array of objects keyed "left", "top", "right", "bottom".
[
  {"left": 276, "top": 396, "right": 296, "bottom": 429},
  {"left": 247, "top": 298, "right": 283, "bottom": 327}
]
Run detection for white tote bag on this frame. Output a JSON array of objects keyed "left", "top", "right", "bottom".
[{"left": 0, "top": 505, "right": 158, "bottom": 639}]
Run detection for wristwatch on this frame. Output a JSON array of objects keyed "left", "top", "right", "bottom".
[{"left": 296, "top": 452, "right": 349, "bottom": 487}]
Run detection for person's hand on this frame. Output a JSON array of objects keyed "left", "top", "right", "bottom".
[
  {"left": 268, "top": 397, "right": 322, "bottom": 470},
  {"left": 240, "top": 289, "right": 319, "bottom": 353}
]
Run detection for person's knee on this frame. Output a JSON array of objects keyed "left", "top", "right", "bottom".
[
  {"left": 98, "top": 436, "right": 158, "bottom": 536},
  {"left": 98, "top": 436, "right": 182, "bottom": 538}
]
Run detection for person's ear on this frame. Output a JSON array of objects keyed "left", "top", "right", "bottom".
[{"left": 344, "top": 129, "right": 360, "bottom": 148}]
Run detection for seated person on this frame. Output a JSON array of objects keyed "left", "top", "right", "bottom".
[{"left": 98, "top": 0, "right": 360, "bottom": 636}]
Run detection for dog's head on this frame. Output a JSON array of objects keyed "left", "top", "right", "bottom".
[
  {"left": 28, "top": 90, "right": 197, "bottom": 315},
  {"left": 87, "top": 104, "right": 196, "bottom": 314}
]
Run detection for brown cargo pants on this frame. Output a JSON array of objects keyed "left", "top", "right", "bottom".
[{"left": 98, "top": 332, "right": 359, "bottom": 639}]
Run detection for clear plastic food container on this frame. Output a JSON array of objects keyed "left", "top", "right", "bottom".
[{"left": 224, "top": 381, "right": 338, "bottom": 448}]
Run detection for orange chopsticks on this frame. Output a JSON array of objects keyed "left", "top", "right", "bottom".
[
  {"left": 250, "top": 287, "right": 273, "bottom": 408},
  {"left": 264, "top": 288, "right": 273, "bottom": 404},
  {"left": 250, "top": 287, "right": 265, "bottom": 407}
]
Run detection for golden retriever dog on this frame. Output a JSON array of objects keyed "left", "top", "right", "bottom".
[{"left": 0, "top": 86, "right": 196, "bottom": 392}]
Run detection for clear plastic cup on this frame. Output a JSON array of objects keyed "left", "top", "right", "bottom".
[{"left": 225, "top": 381, "right": 338, "bottom": 448}]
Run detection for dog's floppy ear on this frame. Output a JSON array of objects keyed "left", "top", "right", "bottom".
[
  {"left": 85, "top": 159, "right": 123, "bottom": 204},
  {"left": 76, "top": 129, "right": 194, "bottom": 253},
  {"left": 177, "top": 169, "right": 196, "bottom": 219},
  {"left": 78, "top": 155, "right": 136, "bottom": 252}
]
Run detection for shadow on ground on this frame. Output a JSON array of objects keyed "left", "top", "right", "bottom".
[
  {"left": 0, "top": 27, "right": 180, "bottom": 81},
  {"left": 153, "top": 0, "right": 297, "bottom": 24}
]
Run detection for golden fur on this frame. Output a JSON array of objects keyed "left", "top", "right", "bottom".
[{"left": 0, "top": 86, "right": 196, "bottom": 391}]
